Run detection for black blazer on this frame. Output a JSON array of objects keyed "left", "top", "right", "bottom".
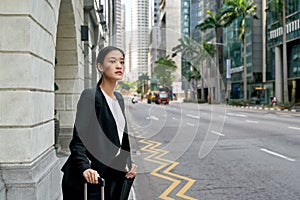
[{"left": 61, "top": 86, "right": 132, "bottom": 191}]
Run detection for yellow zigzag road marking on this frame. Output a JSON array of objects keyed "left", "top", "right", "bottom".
[
  {"left": 139, "top": 139, "right": 197, "bottom": 200},
  {"left": 164, "top": 162, "right": 197, "bottom": 200}
]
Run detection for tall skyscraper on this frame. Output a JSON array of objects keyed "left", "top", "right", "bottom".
[
  {"left": 190, "top": 0, "right": 202, "bottom": 42},
  {"left": 152, "top": 0, "right": 160, "bottom": 26},
  {"left": 130, "top": 0, "right": 149, "bottom": 81},
  {"left": 149, "top": 0, "right": 161, "bottom": 80},
  {"left": 111, "top": 0, "right": 125, "bottom": 49}
]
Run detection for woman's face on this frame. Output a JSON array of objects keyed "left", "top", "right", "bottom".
[{"left": 98, "top": 50, "right": 125, "bottom": 81}]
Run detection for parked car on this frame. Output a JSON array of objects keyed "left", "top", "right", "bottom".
[{"left": 154, "top": 91, "right": 169, "bottom": 105}]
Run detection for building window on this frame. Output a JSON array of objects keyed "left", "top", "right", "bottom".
[
  {"left": 286, "top": 0, "right": 300, "bottom": 16},
  {"left": 197, "top": 11, "right": 201, "bottom": 17},
  {"left": 266, "top": 48, "right": 275, "bottom": 81},
  {"left": 183, "top": 28, "right": 189, "bottom": 34},
  {"left": 289, "top": 43, "right": 300, "bottom": 78}
]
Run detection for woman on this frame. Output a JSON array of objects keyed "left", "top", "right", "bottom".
[{"left": 61, "top": 46, "right": 137, "bottom": 200}]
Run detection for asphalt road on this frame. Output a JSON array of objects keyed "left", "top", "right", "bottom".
[{"left": 125, "top": 99, "right": 300, "bottom": 200}]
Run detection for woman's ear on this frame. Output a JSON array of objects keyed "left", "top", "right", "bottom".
[{"left": 97, "top": 63, "right": 103, "bottom": 73}]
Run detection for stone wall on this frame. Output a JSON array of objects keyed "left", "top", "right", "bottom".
[
  {"left": 55, "top": 0, "right": 84, "bottom": 152},
  {"left": 0, "top": 0, "right": 85, "bottom": 199}
]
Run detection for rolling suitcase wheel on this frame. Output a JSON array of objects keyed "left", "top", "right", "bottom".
[{"left": 84, "top": 177, "right": 105, "bottom": 200}]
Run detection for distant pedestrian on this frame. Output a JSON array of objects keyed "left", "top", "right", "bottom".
[
  {"left": 272, "top": 96, "right": 277, "bottom": 106},
  {"left": 61, "top": 46, "right": 137, "bottom": 200},
  {"left": 207, "top": 94, "right": 211, "bottom": 104}
]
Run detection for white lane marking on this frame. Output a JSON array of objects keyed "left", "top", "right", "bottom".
[
  {"left": 172, "top": 117, "right": 176, "bottom": 120},
  {"left": 288, "top": 126, "right": 300, "bottom": 131},
  {"left": 227, "top": 113, "right": 247, "bottom": 117},
  {"left": 186, "top": 114, "right": 200, "bottom": 119},
  {"left": 211, "top": 131, "right": 225, "bottom": 137},
  {"left": 246, "top": 120, "right": 258, "bottom": 124},
  {"left": 260, "top": 148, "right": 296, "bottom": 162},
  {"left": 146, "top": 116, "right": 159, "bottom": 120},
  {"left": 150, "top": 116, "right": 159, "bottom": 120},
  {"left": 187, "top": 122, "right": 195, "bottom": 126}
]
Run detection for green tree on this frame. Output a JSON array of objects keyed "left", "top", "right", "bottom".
[
  {"left": 138, "top": 73, "right": 149, "bottom": 97},
  {"left": 117, "top": 81, "right": 134, "bottom": 91},
  {"left": 195, "top": 8, "right": 230, "bottom": 102},
  {"left": 222, "top": 0, "right": 258, "bottom": 101},
  {"left": 172, "top": 36, "right": 205, "bottom": 99},
  {"left": 172, "top": 36, "right": 193, "bottom": 98},
  {"left": 202, "top": 41, "right": 215, "bottom": 56},
  {"left": 172, "top": 36, "right": 197, "bottom": 62},
  {"left": 154, "top": 56, "right": 177, "bottom": 90}
]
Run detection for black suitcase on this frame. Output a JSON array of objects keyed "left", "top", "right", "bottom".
[{"left": 84, "top": 177, "right": 105, "bottom": 200}]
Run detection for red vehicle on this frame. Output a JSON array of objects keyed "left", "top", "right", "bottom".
[{"left": 154, "top": 91, "right": 169, "bottom": 105}]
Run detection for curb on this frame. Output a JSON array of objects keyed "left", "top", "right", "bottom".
[{"left": 226, "top": 105, "right": 299, "bottom": 113}]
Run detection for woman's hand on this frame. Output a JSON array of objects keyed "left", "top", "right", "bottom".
[
  {"left": 125, "top": 163, "right": 137, "bottom": 179},
  {"left": 83, "top": 169, "right": 100, "bottom": 184}
]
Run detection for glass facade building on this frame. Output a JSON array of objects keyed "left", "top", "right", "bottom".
[
  {"left": 222, "top": 0, "right": 263, "bottom": 101},
  {"left": 266, "top": 0, "right": 300, "bottom": 103},
  {"left": 190, "top": 0, "right": 202, "bottom": 43},
  {"left": 130, "top": 0, "right": 149, "bottom": 81},
  {"left": 181, "top": 0, "right": 191, "bottom": 93}
]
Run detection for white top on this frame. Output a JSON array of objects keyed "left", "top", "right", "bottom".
[{"left": 101, "top": 89, "right": 125, "bottom": 149}]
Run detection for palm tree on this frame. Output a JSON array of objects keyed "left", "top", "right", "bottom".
[
  {"left": 154, "top": 56, "right": 177, "bottom": 91},
  {"left": 172, "top": 36, "right": 196, "bottom": 99},
  {"left": 195, "top": 8, "right": 229, "bottom": 102},
  {"left": 222, "top": 0, "right": 258, "bottom": 101},
  {"left": 172, "top": 36, "right": 196, "bottom": 61},
  {"left": 172, "top": 36, "right": 206, "bottom": 100},
  {"left": 201, "top": 41, "right": 218, "bottom": 101}
]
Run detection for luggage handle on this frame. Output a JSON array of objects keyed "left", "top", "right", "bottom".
[{"left": 84, "top": 177, "right": 105, "bottom": 200}]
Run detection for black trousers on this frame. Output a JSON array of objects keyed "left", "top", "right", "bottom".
[{"left": 102, "top": 167, "right": 127, "bottom": 200}]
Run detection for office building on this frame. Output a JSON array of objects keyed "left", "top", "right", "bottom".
[
  {"left": 130, "top": 0, "right": 150, "bottom": 81},
  {"left": 266, "top": 0, "right": 300, "bottom": 103}
]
